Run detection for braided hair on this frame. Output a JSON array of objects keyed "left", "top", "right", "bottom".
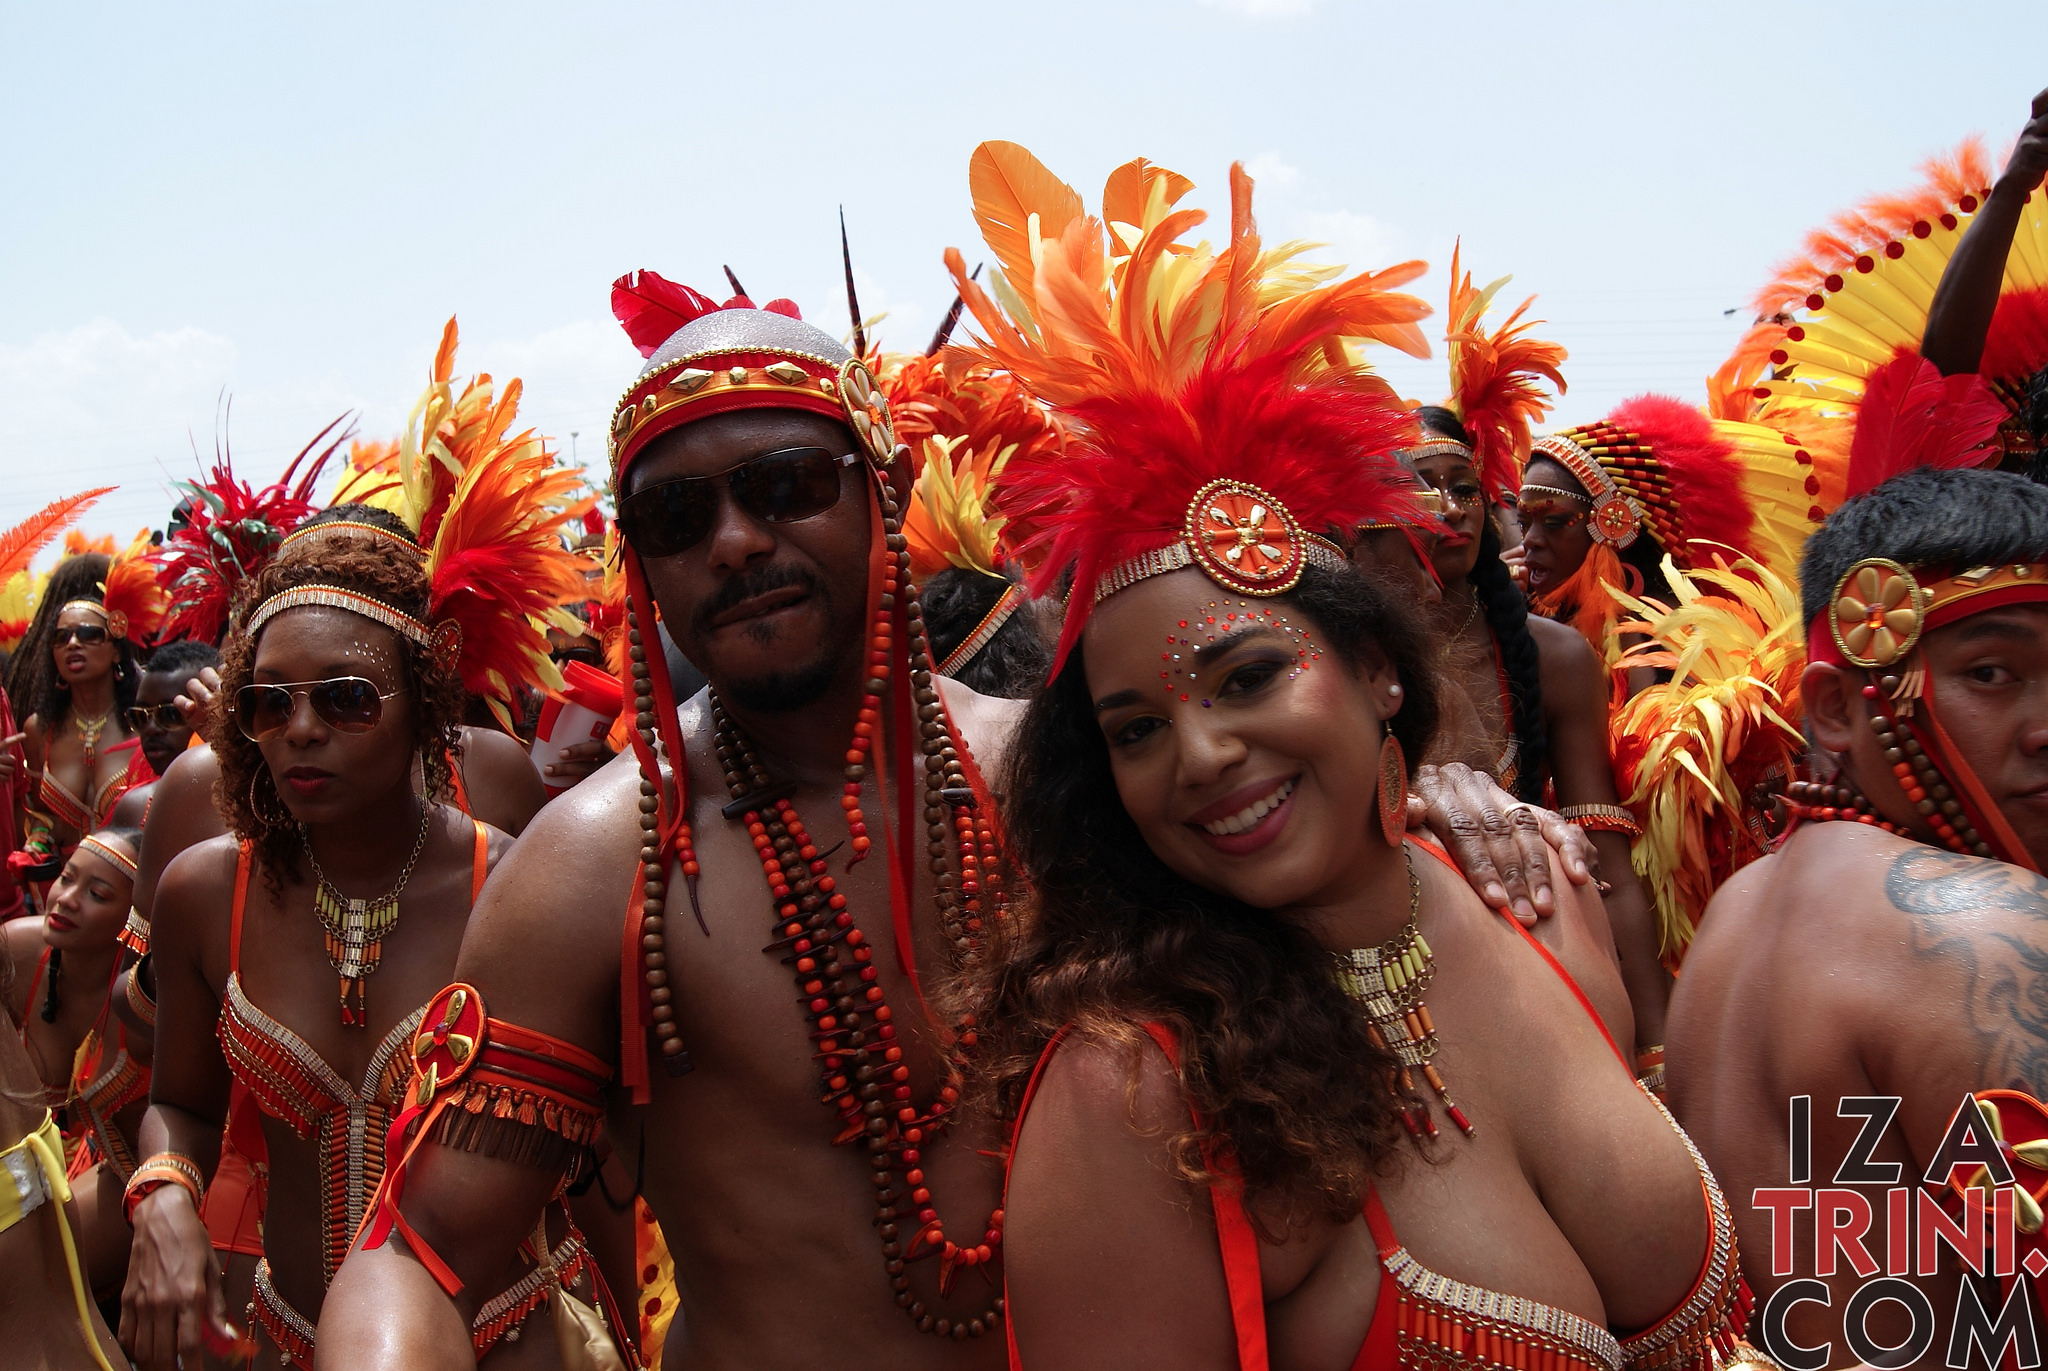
[
  {"left": 1417, "top": 407, "right": 1548, "bottom": 802},
  {"left": 4, "top": 555, "right": 142, "bottom": 732}
]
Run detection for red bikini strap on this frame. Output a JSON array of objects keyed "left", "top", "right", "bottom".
[
  {"left": 469, "top": 821, "right": 488, "bottom": 902},
  {"left": 229, "top": 841, "right": 252, "bottom": 976},
  {"left": 447, "top": 748, "right": 473, "bottom": 817}
]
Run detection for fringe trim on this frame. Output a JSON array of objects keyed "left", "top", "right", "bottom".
[{"left": 428, "top": 1079, "right": 600, "bottom": 1179}]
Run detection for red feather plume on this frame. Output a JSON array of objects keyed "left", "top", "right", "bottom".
[
  {"left": 612, "top": 270, "right": 724, "bottom": 358},
  {"left": 1980, "top": 287, "right": 2048, "bottom": 390},
  {"left": 1002, "top": 348, "right": 1421, "bottom": 673},
  {"left": 1606, "top": 394, "right": 1757, "bottom": 560},
  {"left": 1846, "top": 354, "right": 2006, "bottom": 498}
]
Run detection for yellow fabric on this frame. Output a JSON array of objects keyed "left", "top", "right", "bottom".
[{"left": 0, "top": 1112, "right": 118, "bottom": 1371}]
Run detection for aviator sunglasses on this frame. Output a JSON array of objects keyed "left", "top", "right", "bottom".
[
  {"left": 52, "top": 625, "right": 110, "bottom": 647},
  {"left": 614, "top": 446, "right": 859, "bottom": 559},
  {"left": 232, "top": 677, "right": 405, "bottom": 743},
  {"left": 125, "top": 704, "right": 186, "bottom": 731}
]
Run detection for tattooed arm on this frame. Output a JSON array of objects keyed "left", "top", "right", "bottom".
[{"left": 1876, "top": 849, "right": 2048, "bottom": 1162}]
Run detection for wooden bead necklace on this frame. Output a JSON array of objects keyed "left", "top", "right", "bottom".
[
  {"left": 637, "top": 471, "right": 1009, "bottom": 1339},
  {"left": 1786, "top": 677, "right": 1992, "bottom": 859},
  {"left": 1331, "top": 846, "right": 1475, "bottom": 1141}
]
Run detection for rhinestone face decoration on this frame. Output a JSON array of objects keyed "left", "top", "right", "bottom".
[{"left": 1158, "top": 598, "right": 1320, "bottom": 703}]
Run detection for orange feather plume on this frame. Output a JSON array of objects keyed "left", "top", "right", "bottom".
[
  {"left": 1441, "top": 243, "right": 1567, "bottom": 502},
  {"left": 103, "top": 531, "right": 170, "bottom": 643},
  {"left": 0, "top": 489, "right": 112, "bottom": 586}
]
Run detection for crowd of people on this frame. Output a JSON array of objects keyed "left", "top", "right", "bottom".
[{"left": 1, "top": 86, "right": 2045, "bottom": 1371}]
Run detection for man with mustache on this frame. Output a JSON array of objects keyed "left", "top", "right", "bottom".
[{"left": 317, "top": 277, "right": 1594, "bottom": 1370}]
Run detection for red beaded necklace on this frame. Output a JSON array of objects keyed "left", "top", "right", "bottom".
[{"left": 698, "top": 472, "right": 1011, "bottom": 1341}]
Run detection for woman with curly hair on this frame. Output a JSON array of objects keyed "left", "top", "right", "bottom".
[
  {"left": 120, "top": 530, "right": 616, "bottom": 1369},
  {"left": 8, "top": 556, "right": 149, "bottom": 885},
  {"left": 1409, "top": 407, "right": 1670, "bottom": 1056}
]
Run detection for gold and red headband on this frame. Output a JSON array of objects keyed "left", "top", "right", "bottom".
[
  {"left": 59, "top": 598, "right": 127, "bottom": 640},
  {"left": 245, "top": 584, "right": 461, "bottom": 668},
  {"left": 938, "top": 585, "right": 1024, "bottom": 679},
  {"left": 1400, "top": 438, "right": 1476, "bottom": 465},
  {"left": 77, "top": 832, "right": 138, "bottom": 880},
  {"left": 1814, "top": 559, "right": 2048, "bottom": 671},
  {"left": 1529, "top": 434, "right": 1643, "bottom": 547},
  {"left": 609, "top": 352, "right": 901, "bottom": 488},
  {"left": 1092, "top": 479, "right": 1349, "bottom": 607}
]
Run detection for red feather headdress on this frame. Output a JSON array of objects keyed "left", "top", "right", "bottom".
[
  {"left": 154, "top": 417, "right": 350, "bottom": 643},
  {"left": 1437, "top": 243, "right": 1567, "bottom": 505},
  {"left": 940, "top": 142, "right": 1429, "bottom": 672}
]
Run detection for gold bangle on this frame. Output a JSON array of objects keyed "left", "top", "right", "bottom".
[
  {"left": 125, "top": 955, "right": 157, "bottom": 1027},
  {"left": 123, "top": 1152, "right": 206, "bottom": 1225},
  {"left": 1560, "top": 803, "right": 1643, "bottom": 839}
]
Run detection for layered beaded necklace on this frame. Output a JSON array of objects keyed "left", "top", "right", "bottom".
[
  {"left": 1331, "top": 846, "right": 1475, "bottom": 1141},
  {"left": 674, "top": 472, "right": 1010, "bottom": 1340},
  {"left": 301, "top": 801, "right": 432, "bottom": 1026}
]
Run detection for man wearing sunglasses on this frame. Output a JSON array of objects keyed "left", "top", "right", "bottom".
[
  {"left": 324, "top": 281, "right": 1599, "bottom": 1371},
  {"left": 124, "top": 641, "right": 220, "bottom": 789}
]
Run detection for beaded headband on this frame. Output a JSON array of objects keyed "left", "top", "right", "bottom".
[
  {"left": 1518, "top": 483, "right": 1592, "bottom": 508},
  {"left": 1093, "top": 479, "right": 1349, "bottom": 606},
  {"left": 1400, "top": 439, "right": 1475, "bottom": 464},
  {"left": 609, "top": 351, "right": 901, "bottom": 488},
  {"left": 938, "top": 585, "right": 1024, "bottom": 679},
  {"left": 59, "top": 598, "right": 126, "bottom": 640},
  {"left": 277, "top": 520, "right": 422, "bottom": 559},
  {"left": 77, "top": 833, "right": 139, "bottom": 880},
  {"left": 245, "top": 584, "right": 462, "bottom": 668},
  {"left": 1529, "top": 435, "right": 1643, "bottom": 547}
]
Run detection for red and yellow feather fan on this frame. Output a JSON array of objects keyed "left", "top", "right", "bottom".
[{"left": 1439, "top": 244, "right": 1567, "bottom": 504}]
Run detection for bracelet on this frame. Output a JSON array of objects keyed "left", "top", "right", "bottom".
[
  {"left": 125, "top": 954, "right": 157, "bottom": 1027},
  {"left": 124, "top": 1152, "right": 206, "bottom": 1226},
  {"left": 1559, "top": 803, "right": 1643, "bottom": 839},
  {"left": 118, "top": 909, "right": 151, "bottom": 958},
  {"left": 1634, "top": 1044, "right": 1668, "bottom": 1098}
]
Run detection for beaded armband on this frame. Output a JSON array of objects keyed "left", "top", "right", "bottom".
[
  {"left": 1634, "top": 1045, "right": 1667, "bottom": 1101},
  {"left": 125, "top": 955, "right": 157, "bottom": 1028},
  {"left": 1560, "top": 803, "right": 1644, "bottom": 839},
  {"left": 363, "top": 983, "right": 613, "bottom": 1298},
  {"left": 118, "top": 910, "right": 150, "bottom": 958}
]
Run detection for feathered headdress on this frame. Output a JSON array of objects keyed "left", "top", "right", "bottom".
[
  {"left": 154, "top": 418, "right": 350, "bottom": 643},
  {"left": 1436, "top": 244, "right": 1567, "bottom": 503},
  {"left": 332, "top": 436, "right": 403, "bottom": 509},
  {"left": 0, "top": 489, "right": 111, "bottom": 653},
  {"left": 102, "top": 531, "right": 170, "bottom": 644},
  {"left": 940, "top": 143, "right": 1430, "bottom": 671},
  {"left": 1607, "top": 554, "right": 1808, "bottom": 960},
  {"left": 386, "top": 319, "right": 597, "bottom": 728},
  {"left": 1755, "top": 138, "right": 2048, "bottom": 463}
]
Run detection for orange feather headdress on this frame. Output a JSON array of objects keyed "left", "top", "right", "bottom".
[
  {"left": 0, "top": 489, "right": 111, "bottom": 655},
  {"left": 940, "top": 142, "right": 1431, "bottom": 672},
  {"left": 1433, "top": 244, "right": 1567, "bottom": 504}
]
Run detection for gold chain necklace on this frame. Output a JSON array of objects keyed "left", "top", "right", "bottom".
[
  {"left": 75, "top": 708, "right": 112, "bottom": 779},
  {"left": 1331, "top": 846, "right": 1475, "bottom": 1140},
  {"left": 301, "top": 803, "right": 432, "bottom": 1027}
]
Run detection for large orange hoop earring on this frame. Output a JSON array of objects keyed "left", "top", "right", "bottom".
[{"left": 1378, "top": 726, "right": 1408, "bottom": 848}]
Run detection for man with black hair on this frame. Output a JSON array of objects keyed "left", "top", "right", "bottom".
[{"left": 1671, "top": 465, "right": 2048, "bottom": 1366}]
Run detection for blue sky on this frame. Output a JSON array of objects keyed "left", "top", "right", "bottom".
[{"left": 3, "top": 1, "right": 2045, "bottom": 559}]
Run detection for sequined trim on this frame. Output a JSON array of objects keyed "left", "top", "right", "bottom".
[{"left": 1382, "top": 1242, "right": 1624, "bottom": 1371}]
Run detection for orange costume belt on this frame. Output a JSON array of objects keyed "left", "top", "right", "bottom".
[{"left": 363, "top": 983, "right": 613, "bottom": 1298}]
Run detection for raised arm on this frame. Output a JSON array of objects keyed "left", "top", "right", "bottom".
[
  {"left": 1921, "top": 88, "right": 2048, "bottom": 376},
  {"left": 318, "top": 763, "right": 634, "bottom": 1369}
]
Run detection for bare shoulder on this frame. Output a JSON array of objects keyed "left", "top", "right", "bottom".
[
  {"left": 454, "top": 725, "right": 548, "bottom": 836},
  {"left": 153, "top": 833, "right": 243, "bottom": 976},
  {"left": 110, "top": 781, "right": 153, "bottom": 828},
  {"left": 1526, "top": 614, "right": 1606, "bottom": 692},
  {"left": 2, "top": 917, "right": 46, "bottom": 1021},
  {"left": 1032, "top": 1029, "right": 1185, "bottom": 1140},
  {"left": 453, "top": 746, "right": 641, "bottom": 1058},
  {"left": 937, "top": 678, "right": 1025, "bottom": 785}
]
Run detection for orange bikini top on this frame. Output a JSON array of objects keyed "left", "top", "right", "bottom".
[
  {"left": 1004, "top": 840, "right": 1756, "bottom": 1371},
  {"left": 214, "top": 825, "right": 487, "bottom": 1281}
]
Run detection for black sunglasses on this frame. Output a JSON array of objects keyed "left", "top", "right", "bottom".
[
  {"left": 126, "top": 704, "right": 185, "bottom": 731},
  {"left": 53, "top": 625, "right": 110, "bottom": 647},
  {"left": 614, "top": 447, "right": 859, "bottom": 559},
  {"left": 233, "top": 677, "right": 404, "bottom": 742}
]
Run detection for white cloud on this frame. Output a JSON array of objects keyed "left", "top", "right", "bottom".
[
  {"left": 1243, "top": 152, "right": 1301, "bottom": 191},
  {"left": 1195, "top": 0, "right": 1316, "bottom": 16},
  {"left": 1303, "top": 209, "right": 1405, "bottom": 270}
]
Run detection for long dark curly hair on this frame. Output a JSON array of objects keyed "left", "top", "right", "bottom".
[
  {"left": 208, "top": 536, "right": 465, "bottom": 890},
  {"left": 1416, "top": 407, "right": 1548, "bottom": 801},
  {"left": 917, "top": 565, "right": 1051, "bottom": 699},
  {"left": 3, "top": 554, "right": 142, "bottom": 731},
  {"left": 956, "top": 561, "right": 1442, "bottom": 1228}
]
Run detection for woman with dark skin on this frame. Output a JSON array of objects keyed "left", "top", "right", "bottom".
[
  {"left": 0, "top": 956, "right": 127, "bottom": 1368},
  {"left": 973, "top": 558, "right": 1738, "bottom": 1370},
  {"left": 1410, "top": 408, "right": 1669, "bottom": 1051},
  {"left": 10, "top": 557, "right": 145, "bottom": 876},
  {"left": 120, "top": 536, "right": 602, "bottom": 1371},
  {"left": 3, "top": 826, "right": 146, "bottom": 1304}
]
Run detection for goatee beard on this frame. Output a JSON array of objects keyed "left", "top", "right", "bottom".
[{"left": 722, "top": 655, "right": 840, "bottom": 713}]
